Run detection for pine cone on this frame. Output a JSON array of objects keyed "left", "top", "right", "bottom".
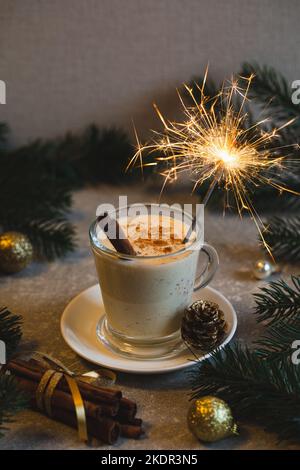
[{"left": 181, "top": 300, "right": 227, "bottom": 351}]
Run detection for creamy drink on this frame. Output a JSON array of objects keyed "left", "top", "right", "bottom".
[{"left": 89, "top": 204, "right": 218, "bottom": 359}]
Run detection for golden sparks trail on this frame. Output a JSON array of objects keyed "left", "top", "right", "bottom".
[{"left": 127, "top": 70, "right": 299, "bottom": 257}]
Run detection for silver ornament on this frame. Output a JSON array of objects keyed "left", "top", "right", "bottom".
[{"left": 253, "top": 259, "right": 276, "bottom": 280}]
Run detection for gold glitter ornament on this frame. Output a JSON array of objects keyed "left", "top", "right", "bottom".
[
  {"left": 187, "top": 396, "right": 238, "bottom": 442},
  {"left": 0, "top": 231, "right": 33, "bottom": 273}
]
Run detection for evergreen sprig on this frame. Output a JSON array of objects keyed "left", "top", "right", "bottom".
[
  {"left": 253, "top": 276, "right": 300, "bottom": 363},
  {"left": 255, "top": 319, "right": 300, "bottom": 362},
  {"left": 12, "top": 218, "right": 77, "bottom": 261},
  {"left": 0, "top": 306, "right": 22, "bottom": 359},
  {"left": 0, "top": 123, "right": 134, "bottom": 260},
  {"left": 241, "top": 62, "right": 300, "bottom": 124},
  {"left": 190, "top": 344, "right": 300, "bottom": 441},
  {"left": 0, "top": 153, "right": 75, "bottom": 261},
  {"left": 0, "top": 124, "right": 134, "bottom": 189},
  {"left": 0, "top": 375, "right": 28, "bottom": 437},
  {"left": 0, "top": 307, "right": 27, "bottom": 436},
  {"left": 262, "top": 216, "right": 300, "bottom": 261},
  {"left": 253, "top": 276, "right": 300, "bottom": 325}
]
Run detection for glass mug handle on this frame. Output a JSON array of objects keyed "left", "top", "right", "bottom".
[{"left": 193, "top": 243, "right": 219, "bottom": 291}]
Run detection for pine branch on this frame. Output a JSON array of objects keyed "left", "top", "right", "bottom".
[
  {"left": 12, "top": 218, "right": 76, "bottom": 261},
  {"left": 0, "top": 169, "right": 75, "bottom": 261},
  {"left": 0, "top": 308, "right": 27, "bottom": 437},
  {"left": 0, "top": 135, "right": 74, "bottom": 260},
  {"left": 0, "top": 153, "right": 73, "bottom": 222},
  {"left": 189, "top": 343, "right": 300, "bottom": 441},
  {"left": 0, "top": 374, "right": 28, "bottom": 437},
  {"left": 241, "top": 62, "right": 300, "bottom": 124},
  {"left": 0, "top": 306, "right": 22, "bottom": 359},
  {"left": 75, "top": 125, "right": 135, "bottom": 184},
  {"left": 253, "top": 275, "right": 300, "bottom": 362},
  {"left": 262, "top": 216, "right": 300, "bottom": 261},
  {"left": 253, "top": 276, "right": 300, "bottom": 325},
  {"left": 0, "top": 188, "right": 72, "bottom": 228},
  {"left": 0, "top": 124, "right": 136, "bottom": 260},
  {"left": 255, "top": 318, "right": 300, "bottom": 362},
  {"left": 2, "top": 124, "right": 135, "bottom": 189}
]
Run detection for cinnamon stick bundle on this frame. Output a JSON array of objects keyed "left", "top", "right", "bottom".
[
  {"left": 8, "top": 359, "right": 121, "bottom": 405},
  {"left": 51, "top": 408, "right": 120, "bottom": 444},
  {"left": 6, "top": 358, "right": 144, "bottom": 444},
  {"left": 8, "top": 359, "right": 137, "bottom": 418},
  {"left": 15, "top": 376, "right": 105, "bottom": 421}
]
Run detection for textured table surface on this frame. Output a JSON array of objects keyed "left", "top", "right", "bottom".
[{"left": 0, "top": 185, "right": 299, "bottom": 450}]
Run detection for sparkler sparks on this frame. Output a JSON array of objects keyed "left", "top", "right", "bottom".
[{"left": 127, "top": 70, "right": 299, "bottom": 257}]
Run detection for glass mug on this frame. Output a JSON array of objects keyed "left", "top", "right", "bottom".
[{"left": 89, "top": 204, "right": 219, "bottom": 359}]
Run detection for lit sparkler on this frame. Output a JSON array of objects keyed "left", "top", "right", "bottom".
[{"left": 127, "top": 69, "right": 299, "bottom": 256}]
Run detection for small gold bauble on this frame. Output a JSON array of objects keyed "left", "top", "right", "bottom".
[
  {"left": 187, "top": 396, "right": 238, "bottom": 443},
  {"left": 0, "top": 231, "right": 33, "bottom": 273}
]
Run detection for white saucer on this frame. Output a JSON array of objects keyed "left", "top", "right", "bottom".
[{"left": 61, "top": 284, "right": 237, "bottom": 374}]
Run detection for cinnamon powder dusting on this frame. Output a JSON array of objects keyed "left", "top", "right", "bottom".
[{"left": 129, "top": 221, "right": 185, "bottom": 256}]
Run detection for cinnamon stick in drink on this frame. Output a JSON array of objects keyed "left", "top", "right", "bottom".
[{"left": 97, "top": 213, "right": 136, "bottom": 256}]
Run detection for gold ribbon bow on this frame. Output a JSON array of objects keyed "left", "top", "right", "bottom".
[{"left": 33, "top": 352, "right": 116, "bottom": 442}]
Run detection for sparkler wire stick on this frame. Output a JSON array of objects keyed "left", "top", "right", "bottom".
[{"left": 183, "top": 169, "right": 223, "bottom": 243}]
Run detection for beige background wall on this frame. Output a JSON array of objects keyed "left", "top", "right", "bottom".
[{"left": 0, "top": 0, "right": 299, "bottom": 145}]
